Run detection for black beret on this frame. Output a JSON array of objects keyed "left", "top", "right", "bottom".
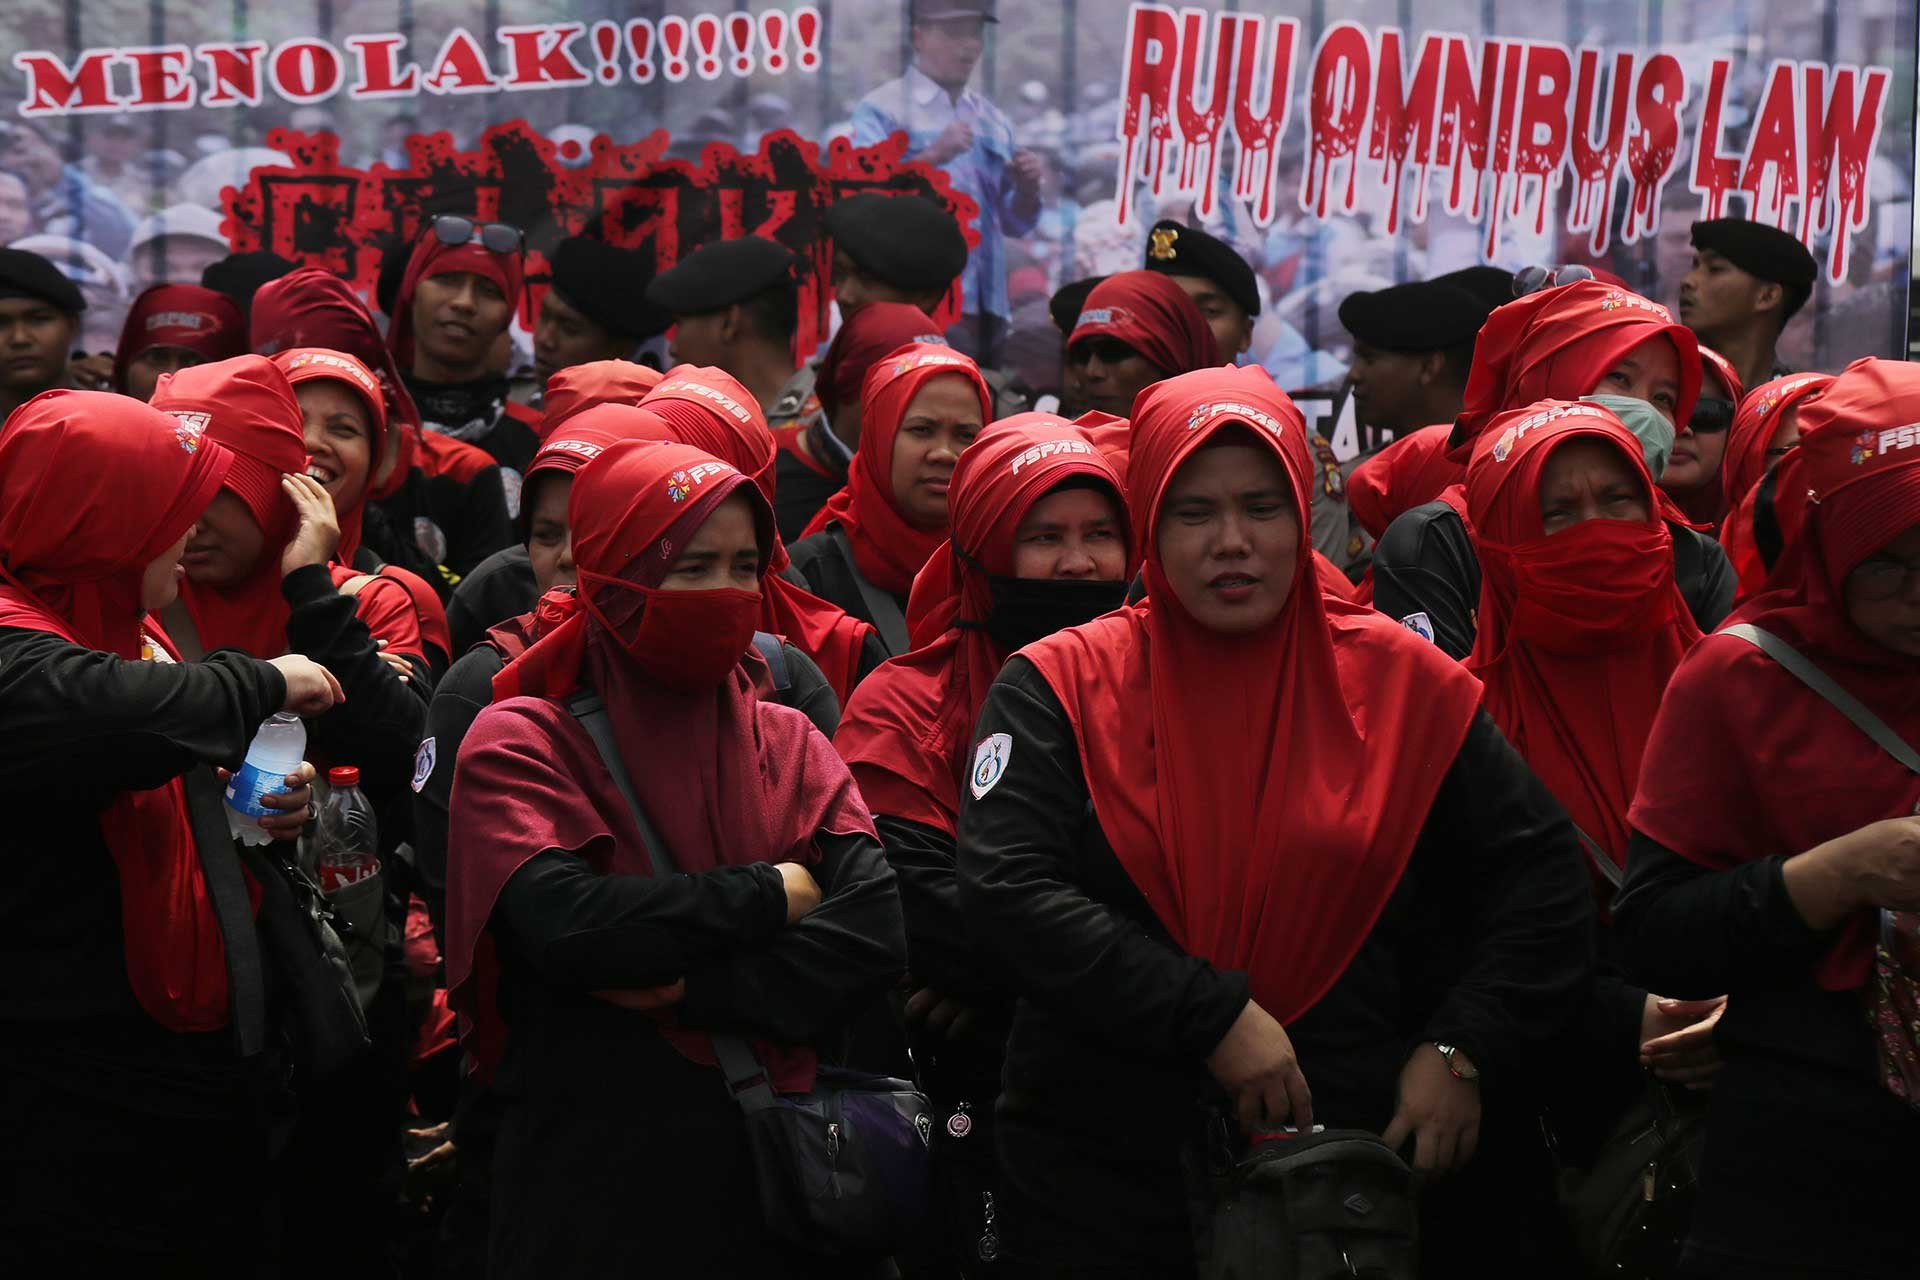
[
  {"left": 1430, "top": 265, "right": 1515, "bottom": 314},
  {"left": 645, "top": 237, "right": 797, "bottom": 316},
  {"left": 1338, "top": 276, "right": 1497, "bottom": 353},
  {"left": 201, "top": 250, "right": 297, "bottom": 315},
  {"left": 0, "top": 247, "right": 86, "bottom": 314},
  {"left": 550, "top": 236, "right": 670, "bottom": 340},
  {"left": 1691, "top": 218, "right": 1818, "bottom": 317},
  {"left": 1142, "top": 220, "right": 1260, "bottom": 317},
  {"left": 823, "top": 194, "right": 968, "bottom": 293},
  {"left": 1048, "top": 275, "right": 1105, "bottom": 336}
]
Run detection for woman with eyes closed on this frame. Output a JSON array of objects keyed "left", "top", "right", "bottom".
[
  {"left": 446, "top": 439, "right": 903, "bottom": 1276},
  {"left": 955, "top": 366, "right": 1592, "bottom": 1276},
  {"left": 1373, "top": 278, "right": 1737, "bottom": 659},
  {"left": 789, "top": 344, "right": 994, "bottom": 655}
]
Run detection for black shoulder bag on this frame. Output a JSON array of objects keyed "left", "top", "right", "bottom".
[{"left": 566, "top": 687, "right": 933, "bottom": 1257}]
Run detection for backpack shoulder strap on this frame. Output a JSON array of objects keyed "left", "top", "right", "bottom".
[
  {"left": 563, "top": 690, "right": 680, "bottom": 876},
  {"left": 181, "top": 767, "right": 270, "bottom": 1058},
  {"left": 827, "top": 525, "right": 909, "bottom": 655},
  {"left": 751, "top": 631, "right": 792, "bottom": 692},
  {"left": 1572, "top": 825, "right": 1623, "bottom": 890},
  {"left": 1722, "top": 624, "right": 1920, "bottom": 774}
]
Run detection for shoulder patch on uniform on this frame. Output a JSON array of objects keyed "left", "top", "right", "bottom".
[
  {"left": 969, "top": 733, "right": 1013, "bottom": 800},
  {"left": 1399, "top": 612, "right": 1436, "bottom": 643},
  {"left": 411, "top": 736, "right": 437, "bottom": 793}
]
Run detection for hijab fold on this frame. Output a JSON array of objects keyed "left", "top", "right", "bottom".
[
  {"left": 541, "top": 360, "right": 666, "bottom": 437},
  {"left": 113, "top": 283, "right": 245, "bottom": 393},
  {"left": 1069, "top": 270, "right": 1216, "bottom": 376},
  {"left": 1018, "top": 366, "right": 1483, "bottom": 1024},
  {"left": 816, "top": 303, "right": 947, "bottom": 423}
]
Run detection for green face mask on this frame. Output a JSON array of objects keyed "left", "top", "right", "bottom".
[{"left": 1581, "top": 394, "right": 1673, "bottom": 481}]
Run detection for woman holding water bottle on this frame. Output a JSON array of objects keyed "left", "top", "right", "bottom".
[{"left": 0, "top": 390, "right": 339, "bottom": 1274}]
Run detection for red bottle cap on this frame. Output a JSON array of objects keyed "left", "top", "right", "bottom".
[{"left": 327, "top": 766, "right": 361, "bottom": 787}]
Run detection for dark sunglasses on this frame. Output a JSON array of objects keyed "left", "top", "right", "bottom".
[
  {"left": 1068, "top": 336, "right": 1141, "bottom": 367},
  {"left": 1688, "top": 397, "right": 1735, "bottom": 434},
  {"left": 424, "top": 214, "right": 524, "bottom": 256},
  {"left": 1511, "top": 264, "right": 1595, "bottom": 298}
]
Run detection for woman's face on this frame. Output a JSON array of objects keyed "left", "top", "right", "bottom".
[
  {"left": 1537, "top": 439, "right": 1652, "bottom": 535},
  {"left": 1592, "top": 337, "right": 1682, "bottom": 425},
  {"left": 661, "top": 492, "right": 762, "bottom": 593},
  {"left": 889, "top": 374, "right": 983, "bottom": 530},
  {"left": 1011, "top": 485, "right": 1127, "bottom": 580},
  {"left": 297, "top": 380, "right": 374, "bottom": 518},
  {"left": 1155, "top": 440, "right": 1300, "bottom": 635},
  {"left": 525, "top": 474, "right": 575, "bottom": 595},
  {"left": 139, "top": 527, "right": 193, "bottom": 613},
  {"left": 1844, "top": 524, "right": 1920, "bottom": 659},
  {"left": 124, "top": 346, "right": 207, "bottom": 403},
  {"left": 183, "top": 490, "right": 265, "bottom": 587}
]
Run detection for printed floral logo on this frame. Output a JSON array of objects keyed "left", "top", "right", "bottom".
[
  {"left": 667, "top": 469, "right": 692, "bottom": 502},
  {"left": 1852, "top": 430, "right": 1878, "bottom": 465},
  {"left": 165, "top": 409, "right": 210, "bottom": 453}
]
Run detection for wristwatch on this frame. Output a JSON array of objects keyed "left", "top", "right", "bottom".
[{"left": 1432, "top": 1042, "right": 1480, "bottom": 1081}]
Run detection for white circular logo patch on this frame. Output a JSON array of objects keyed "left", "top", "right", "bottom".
[
  {"left": 1399, "top": 612, "right": 1436, "bottom": 644},
  {"left": 970, "top": 733, "right": 1013, "bottom": 800},
  {"left": 411, "top": 736, "right": 437, "bottom": 793}
]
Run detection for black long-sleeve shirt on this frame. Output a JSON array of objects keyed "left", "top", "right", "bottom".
[
  {"left": 955, "top": 657, "right": 1593, "bottom": 1268},
  {"left": 785, "top": 528, "right": 911, "bottom": 656},
  {"left": 0, "top": 628, "right": 285, "bottom": 1108}
]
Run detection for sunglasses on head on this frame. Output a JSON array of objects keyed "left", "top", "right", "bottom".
[
  {"left": 1688, "top": 397, "right": 1735, "bottom": 434},
  {"left": 423, "top": 214, "right": 524, "bottom": 256},
  {"left": 1511, "top": 264, "right": 1595, "bottom": 298},
  {"left": 1068, "top": 336, "right": 1140, "bottom": 367}
]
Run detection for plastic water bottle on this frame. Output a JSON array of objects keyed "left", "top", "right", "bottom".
[
  {"left": 225, "top": 712, "right": 307, "bottom": 847},
  {"left": 315, "top": 766, "right": 381, "bottom": 894}
]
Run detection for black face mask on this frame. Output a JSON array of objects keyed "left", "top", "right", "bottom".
[{"left": 975, "top": 575, "right": 1130, "bottom": 653}]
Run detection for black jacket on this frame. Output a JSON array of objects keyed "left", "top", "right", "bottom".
[{"left": 786, "top": 526, "right": 910, "bottom": 656}]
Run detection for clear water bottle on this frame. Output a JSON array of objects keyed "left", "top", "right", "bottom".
[
  {"left": 225, "top": 711, "right": 307, "bottom": 847},
  {"left": 315, "top": 766, "right": 381, "bottom": 894}
]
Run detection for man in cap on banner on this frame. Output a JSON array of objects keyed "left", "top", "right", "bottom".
[
  {"left": 0, "top": 246, "right": 86, "bottom": 417},
  {"left": 1679, "top": 218, "right": 1818, "bottom": 391},
  {"left": 531, "top": 234, "right": 669, "bottom": 395},
  {"left": 1141, "top": 219, "right": 1263, "bottom": 366},
  {"left": 850, "top": 0, "right": 1044, "bottom": 365}
]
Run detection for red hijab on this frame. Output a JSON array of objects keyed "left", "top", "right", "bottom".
[
  {"left": 800, "top": 344, "right": 993, "bottom": 595},
  {"left": 837, "top": 415, "right": 1132, "bottom": 833},
  {"left": 1721, "top": 374, "right": 1834, "bottom": 597},
  {"left": 1453, "top": 280, "right": 1702, "bottom": 462},
  {"left": 1464, "top": 401, "right": 1701, "bottom": 891},
  {"left": 1667, "top": 346, "right": 1746, "bottom": 529},
  {"left": 152, "top": 355, "right": 308, "bottom": 658},
  {"left": 541, "top": 360, "right": 665, "bottom": 437},
  {"left": 1347, "top": 424, "right": 1465, "bottom": 540},
  {"left": 1632, "top": 357, "right": 1920, "bottom": 991},
  {"left": 448, "top": 439, "right": 874, "bottom": 1084},
  {"left": 250, "top": 267, "right": 422, "bottom": 501},
  {"left": 1075, "top": 409, "right": 1132, "bottom": 475},
  {"left": 635, "top": 370, "right": 880, "bottom": 703},
  {"left": 1018, "top": 366, "right": 1483, "bottom": 1024},
  {"left": 270, "top": 347, "right": 389, "bottom": 567},
  {"left": 113, "top": 284, "right": 245, "bottom": 395},
  {"left": 1069, "top": 270, "right": 1216, "bottom": 377},
  {"left": 0, "top": 390, "right": 238, "bottom": 1031},
  {"left": 385, "top": 230, "right": 526, "bottom": 372},
  {"left": 816, "top": 303, "right": 948, "bottom": 421}
]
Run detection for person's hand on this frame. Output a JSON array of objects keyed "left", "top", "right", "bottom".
[
  {"left": 1787, "top": 817, "right": 1920, "bottom": 928},
  {"left": 1206, "top": 1000, "right": 1313, "bottom": 1136},
  {"left": 591, "top": 980, "right": 686, "bottom": 1011},
  {"left": 269, "top": 653, "right": 344, "bottom": 715},
  {"left": 279, "top": 472, "right": 341, "bottom": 575},
  {"left": 777, "top": 861, "right": 822, "bottom": 923},
  {"left": 1640, "top": 995, "right": 1726, "bottom": 1088},
  {"left": 254, "top": 761, "right": 318, "bottom": 840},
  {"left": 1009, "top": 148, "right": 1045, "bottom": 196},
  {"left": 67, "top": 352, "right": 113, "bottom": 391},
  {"left": 375, "top": 639, "right": 412, "bottom": 683},
  {"left": 927, "top": 119, "right": 976, "bottom": 164},
  {"left": 905, "top": 985, "right": 979, "bottom": 1041},
  {"left": 1381, "top": 1043, "right": 1482, "bottom": 1175}
]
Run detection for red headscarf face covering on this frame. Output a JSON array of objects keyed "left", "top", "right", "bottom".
[
  {"left": 1454, "top": 281, "right": 1703, "bottom": 462},
  {"left": 1069, "top": 270, "right": 1217, "bottom": 378},
  {"left": 1347, "top": 423, "right": 1466, "bottom": 540},
  {"left": 152, "top": 355, "right": 309, "bottom": 658},
  {"left": 816, "top": 302, "right": 948, "bottom": 420},
  {"left": 449, "top": 439, "right": 874, "bottom": 1085},
  {"left": 1017, "top": 365, "right": 1483, "bottom": 1023},
  {"left": 271, "top": 347, "right": 389, "bottom": 566},
  {"left": 1464, "top": 401, "right": 1700, "bottom": 894},
  {"left": 540, "top": 359, "right": 665, "bottom": 438},
  {"left": 1633, "top": 358, "right": 1920, "bottom": 990},
  {"left": 1721, "top": 374, "right": 1833, "bottom": 596},
  {"left": 799, "top": 344, "right": 993, "bottom": 595},
  {"left": 113, "top": 284, "right": 246, "bottom": 394},
  {"left": 385, "top": 231, "right": 526, "bottom": 372},
  {"left": 0, "top": 390, "right": 238, "bottom": 1031},
  {"left": 837, "top": 416, "right": 1132, "bottom": 833},
  {"left": 250, "top": 267, "right": 423, "bottom": 500}
]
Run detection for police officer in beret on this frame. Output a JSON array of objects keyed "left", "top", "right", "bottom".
[
  {"left": 824, "top": 192, "right": 970, "bottom": 321},
  {"left": 0, "top": 247, "right": 86, "bottom": 418},
  {"left": 531, "top": 235, "right": 670, "bottom": 394},
  {"left": 1141, "top": 219, "right": 1262, "bottom": 366},
  {"left": 1679, "top": 218, "right": 1818, "bottom": 391},
  {"left": 1337, "top": 266, "right": 1508, "bottom": 444}
]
